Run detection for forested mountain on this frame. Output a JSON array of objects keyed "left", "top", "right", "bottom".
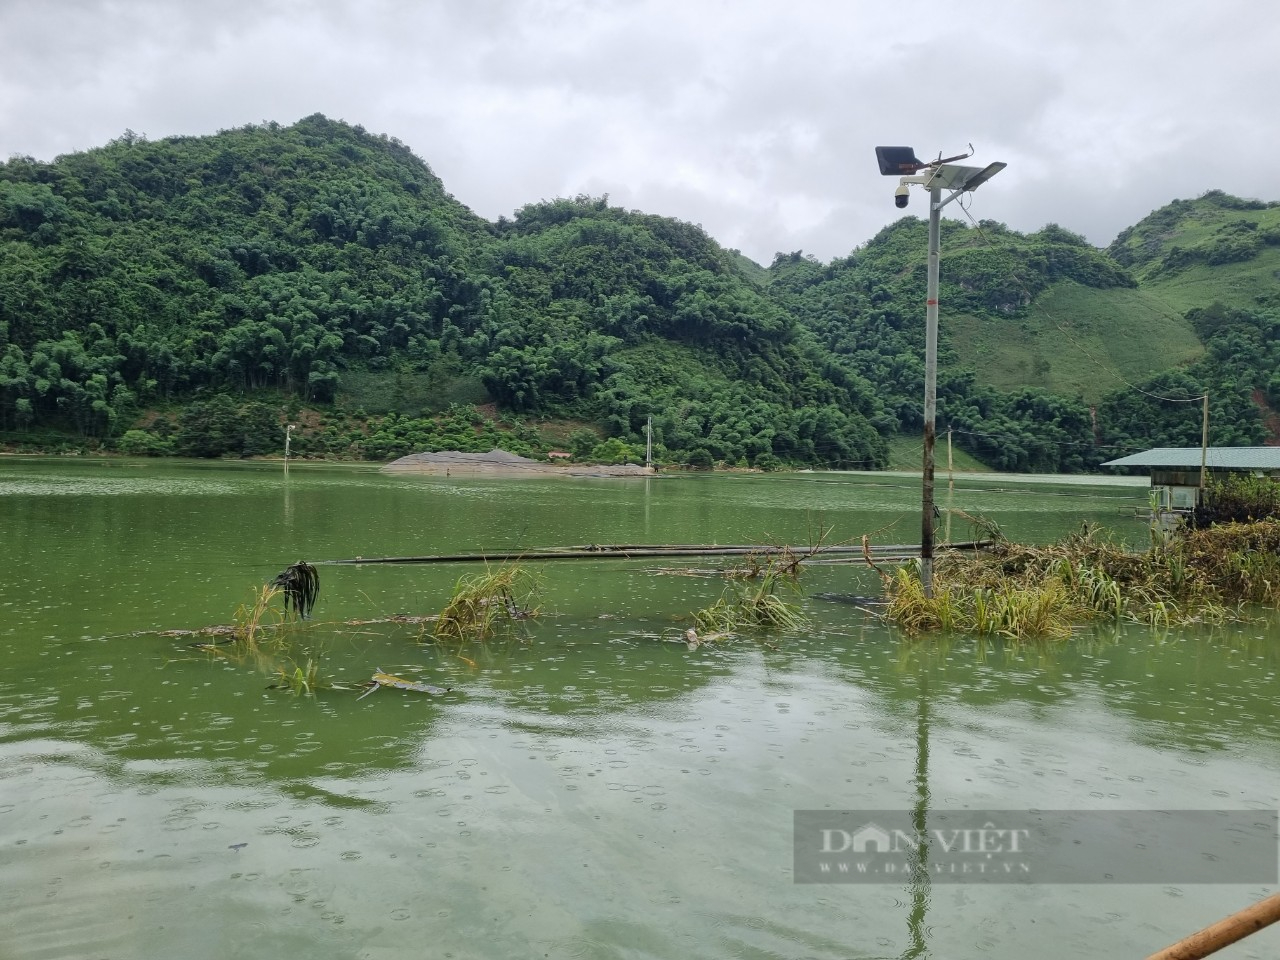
[
  {"left": 768, "top": 197, "right": 1276, "bottom": 470},
  {"left": 1, "top": 116, "right": 1276, "bottom": 468},
  {"left": 764, "top": 221, "right": 1131, "bottom": 471},
  {"left": 1093, "top": 192, "right": 1280, "bottom": 452}
]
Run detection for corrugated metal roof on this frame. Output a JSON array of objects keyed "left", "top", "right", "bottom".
[{"left": 1102, "top": 447, "right": 1280, "bottom": 469}]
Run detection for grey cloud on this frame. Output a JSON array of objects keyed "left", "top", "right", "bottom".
[{"left": 1, "top": 0, "right": 1276, "bottom": 263}]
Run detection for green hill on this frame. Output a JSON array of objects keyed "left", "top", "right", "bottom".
[
  {"left": 1, "top": 118, "right": 1277, "bottom": 470},
  {"left": 0, "top": 117, "right": 884, "bottom": 468},
  {"left": 947, "top": 282, "right": 1202, "bottom": 404},
  {"left": 770, "top": 204, "right": 1275, "bottom": 466},
  {"left": 766, "top": 222, "right": 1129, "bottom": 471},
  {"left": 1106, "top": 191, "right": 1280, "bottom": 321}
]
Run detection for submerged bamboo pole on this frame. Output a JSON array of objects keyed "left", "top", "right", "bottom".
[
  {"left": 1145, "top": 892, "right": 1280, "bottom": 960},
  {"left": 324, "top": 541, "right": 993, "bottom": 565}
]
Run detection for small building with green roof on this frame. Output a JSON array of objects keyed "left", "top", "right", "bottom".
[{"left": 1102, "top": 446, "right": 1280, "bottom": 512}]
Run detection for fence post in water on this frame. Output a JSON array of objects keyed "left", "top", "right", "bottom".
[
  {"left": 284, "top": 424, "right": 295, "bottom": 476},
  {"left": 1144, "top": 892, "right": 1280, "bottom": 960}
]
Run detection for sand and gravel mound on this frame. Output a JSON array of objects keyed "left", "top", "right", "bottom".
[{"left": 382, "top": 448, "right": 653, "bottom": 477}]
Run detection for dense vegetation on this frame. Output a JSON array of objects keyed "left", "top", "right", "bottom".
[
  {"left": 1193, "top": 473, "right": 1280, "bottom": 528},
  {"left": 1, "top": 116, "right": 1276, "bottom": 469},
  {"left": 768, "top": 196, "right": 1277, "bottom": 470},
  {"left": 764, "top": 222, "right": 1129, "bottom": 471},
  {"left": 0, "top": 116, "right": 882, "bottom": 468}
]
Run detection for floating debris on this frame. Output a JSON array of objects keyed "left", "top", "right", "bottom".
[
  {"left": 357, "top": 669, "right": 452, "bottom": 701},
  {"left": 270, "top": 561, "right": 320, "bottom": 620},
  {"left": 684, "top": 628, "right": 730, "bottom": 649}
]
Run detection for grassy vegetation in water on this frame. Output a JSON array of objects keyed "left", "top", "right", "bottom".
[
  {"left": 883, "top": 518, "right": 1280, "bottom": 639},
  {"left": 690, "top": 550, "right": 808, "bottom": 637},
  {"left": 232, "top": 584, "right": 285, "bottom": 649},
  {"left": 433, "top": 565, "right": 540, "bottom": 643},
  {"left": 272, "top": 657, "right": 323, "bottom": 695},
  {"left": 223, "top": 582, "right": 340, "bottom": 695}
]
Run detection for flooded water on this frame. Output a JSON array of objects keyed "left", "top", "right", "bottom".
[{"left": 1, "top": 458, "right": 1277, "bottom": 959}]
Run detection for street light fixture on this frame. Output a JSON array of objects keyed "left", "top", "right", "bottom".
[{"left": 874, "top": 144, "right": 1006, "bottom": 597}]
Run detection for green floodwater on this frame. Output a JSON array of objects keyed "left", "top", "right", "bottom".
[{"left": 1, "top": 458, "right": 1277, "bottom": 959}]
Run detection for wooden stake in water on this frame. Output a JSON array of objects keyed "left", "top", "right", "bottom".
[{"left": 1145, "top": 891, "right": 1280, "bottom": 960}]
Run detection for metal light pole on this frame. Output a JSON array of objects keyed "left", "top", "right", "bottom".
[
  {"left": 875, "top": 146, "right": 1006, "bottom": 597},
  {"left": 922, "top": 183, "right": 941, "bottom": 597}
]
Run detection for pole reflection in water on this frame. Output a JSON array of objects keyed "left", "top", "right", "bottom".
[
  {"left": 283, "top": 471, "right": 294, "bottom": 530},
  {"left": 903, "top": 670, "right": 931, "bottom": 959}
]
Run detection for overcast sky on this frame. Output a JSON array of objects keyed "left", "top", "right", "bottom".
[{"left": 0, "top": 0, "right": 1273, "bottom": 264}]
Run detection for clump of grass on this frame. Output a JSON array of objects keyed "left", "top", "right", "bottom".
[
  {"left": 433, "top": 565, "right": 540, "bottom": 643},
  {"left": 1180, "top": 520, "right": 1280, "bottom": 606},
  {"left": 266, "top": 650, "right": 356, "bottom": 696},
  {"left": 949, "top": 508, "right": 1009, "bottom": 548},
  {"left": 233, "top": 584, "right": 285, "bottom": 649},
  {"left": 226, "top": 583, "right": 336, "bottom": 691},
  {"left": 272, "top": 656, "right": 322, "bottom": 695},
  {"left": 883, "top": 567, "right": 1080, "bottom": 640},
  {"left": 230, "top": 565, "right": 318, "bottom": 652},
  {"left": 882, "top": 519, "right": 1280, "bottom": 639},
  {"left": 223, "top": 588, "right": 335, "bottom": 694},
  {"left": 691, "top": 554, "right": 808, "bottom": 635}
]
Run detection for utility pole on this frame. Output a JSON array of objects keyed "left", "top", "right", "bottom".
[
  {"left": 947, "top": 428, "right": 954, "bottom": 491},
  {"left": 944, "top": 428, "right": 954, "bottom": 544},
  {"left": 646, "top": 415, "right": 653, "bottom": 470},
  {"left": 921, "top": 183, "right": 941, "bottom": 594},
  {"left": 876, "top": 146, "right": 1006, "bottom": 598},
  {"left": 1199, "top": 393, "right": 1209, "bottom": 496},
  {"left": 285, "top": 423, "right": 295, "bottom": 476}
]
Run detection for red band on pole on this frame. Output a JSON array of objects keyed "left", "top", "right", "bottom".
[{"left": 926, "top": 299, "right": 939, "bottom": 305}]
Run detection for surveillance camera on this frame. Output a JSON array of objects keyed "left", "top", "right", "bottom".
[{"left": 894, "top": 184, "right": 910, "bottom": 209}]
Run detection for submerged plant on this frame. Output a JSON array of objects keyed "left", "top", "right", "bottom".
[{"left": 272, "top": 656, "right": 322, "bottom": 695}]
